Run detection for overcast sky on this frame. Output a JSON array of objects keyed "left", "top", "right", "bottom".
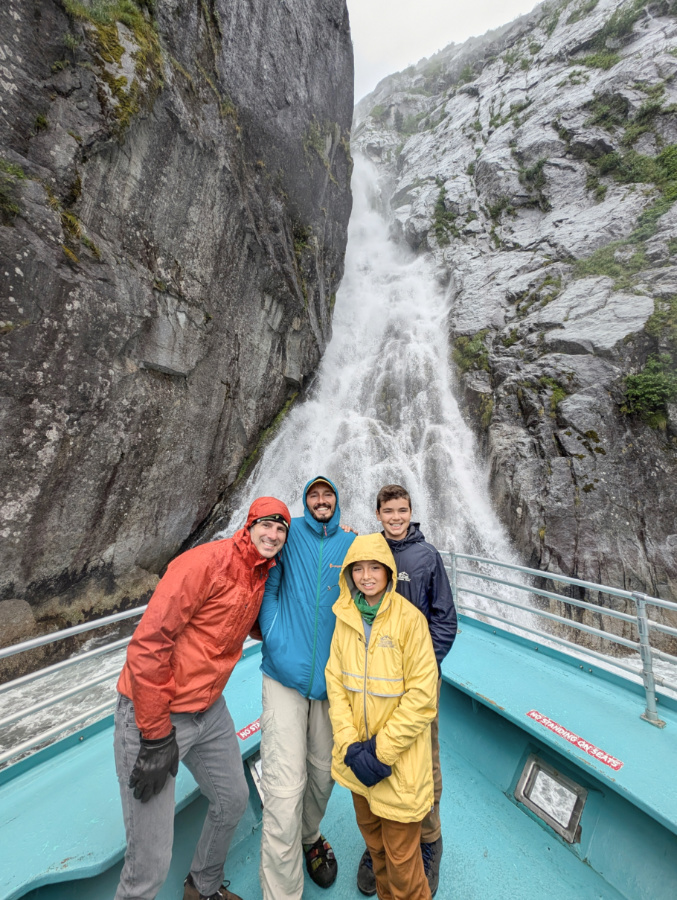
[{"left": 348, "top": 0, "right": 543, "bottom": 101}]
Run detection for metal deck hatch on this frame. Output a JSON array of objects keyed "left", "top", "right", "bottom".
[{"left": 515, "top": 754, "right": 588, "bottom": 843}]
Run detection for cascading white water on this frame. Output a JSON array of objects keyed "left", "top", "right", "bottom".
[{"left": 221, "top": 155, "right": 517, "bottom": 564}]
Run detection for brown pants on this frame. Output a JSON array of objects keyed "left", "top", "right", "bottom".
[
  {"left": 352, "top": 793, "right": 432, "bottom": 900},
  {"left": 421, "top": 676, "right": 442, "bottom": 843}
]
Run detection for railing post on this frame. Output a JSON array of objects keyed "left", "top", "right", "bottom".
[
  {"left": 451, "top": 553, "right": 458, "bottom": 610},
  {"left": 633, "top": 592, "right": 665, "bottom": 728}
]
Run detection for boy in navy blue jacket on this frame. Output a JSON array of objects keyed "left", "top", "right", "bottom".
[{"left": 356, "top": 484, "right": 457, "bottom": 898}]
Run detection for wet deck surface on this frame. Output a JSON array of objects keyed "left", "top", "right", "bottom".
[
  {"left": 444, "top": 618, "right": 677, "bottom": 838},
  {"left": 20, "top": 728, "right": 625, "bottom": 900},
  {"left": 7, "top": 622, "right": 677, "bottom": 900},
  {"left": 223, "top": 740, "right": 626, "bottom": 900}
]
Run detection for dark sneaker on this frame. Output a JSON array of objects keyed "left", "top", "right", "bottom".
[
  {"left": 421, "top": 837, "right": 442, "bottom": 898},
  {"left": 357, "top": 847, "right": 377, "bottom": 896},
  {"left": 183, "top": 872, "right": 243, "bottom": 900},
  {"left": 303, "top": 834, "right": 338, "bottom": 888}
]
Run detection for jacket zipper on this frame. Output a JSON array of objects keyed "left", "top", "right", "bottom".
[
  {"left": 361, "top": 598, "right": 389, "bottom": 739},
  {"left": 306, "top": 527, "right": 325, "bottom": 697},
  {"left": 362, "top": 630, "right": 370, "bottom": 739}
]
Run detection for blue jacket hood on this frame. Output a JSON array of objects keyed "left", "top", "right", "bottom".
[{"left": 303, "top": 475, "right": 341, "bottom": 536}]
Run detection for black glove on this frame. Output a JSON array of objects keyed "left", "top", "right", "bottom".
[
  {"left": 344, "top": 735, "right": 392, "bottom": 788},
  {"left": 129, "top": 726, "right": 179, "bottom": 802}
]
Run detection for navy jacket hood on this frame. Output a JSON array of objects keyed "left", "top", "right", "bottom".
[{"left": 386, "top": 522, "right": 425, "bottom": 547}]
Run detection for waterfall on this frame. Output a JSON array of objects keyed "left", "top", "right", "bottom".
[{"left": 219, "top": 154, "right": 517, "bottom": 564}]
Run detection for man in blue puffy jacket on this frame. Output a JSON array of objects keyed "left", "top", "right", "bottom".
[
  {"left": 258, "top": 476, "right": 355, "bottom": 900},
  {"left": 356, "top": 483, "right": 457, "bottom": 898}
]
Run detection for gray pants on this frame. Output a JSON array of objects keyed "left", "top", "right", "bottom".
[
  {"left": 259, "top": 674, "right": 335, "bottom": 900},
  {"left": 114, "top": 693, "right": 249, "bottom": 900}
]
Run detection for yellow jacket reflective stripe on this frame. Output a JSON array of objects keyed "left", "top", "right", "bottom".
[{"left": 325, "top": 533, "right": 438, "bottom": 824}]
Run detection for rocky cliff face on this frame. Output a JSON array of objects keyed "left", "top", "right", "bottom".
[
  {"left": 0, "top": 0, "right": 353, "bottom": 664},
  {"left": 354, "top": 0, "right": 677, "bottom": 612}
]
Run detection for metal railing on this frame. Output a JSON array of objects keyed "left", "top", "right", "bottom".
[
  {"left": 1, "top": 553, "right": 676, "bottom": 768},
  {"left": 0, "top": 603, "right": 262, "bottom": 768},
  {"left": 0, "top": 606, "right": 148, "bottom": 766},
  {"left": 445, "top": 553, "right": 677, "bottom": 728}
]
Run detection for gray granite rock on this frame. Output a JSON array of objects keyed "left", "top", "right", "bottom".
[
  {"left": 527, "top": 278, "right": 656, "bottom": 355},
  {"left": 0, "top": 0, "right": 353, "bottom": 655}
]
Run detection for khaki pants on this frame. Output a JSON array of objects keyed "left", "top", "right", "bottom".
[
  {"left": 352, "top": 793, "right": 431, "bottom": 900},
  {"left": 421, "top": 676, "right": 443, "bottom": 843},
  {"left": 259, "top": 674, "right": 335, "bottom": 900}
]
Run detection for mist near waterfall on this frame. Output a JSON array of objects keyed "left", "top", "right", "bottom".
[{"left": 220, "top": 155, "right": 516, "bottom": 562}]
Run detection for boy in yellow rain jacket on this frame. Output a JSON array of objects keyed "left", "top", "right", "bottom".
[{"left": 325, "top": 534, "right": 438, "bottom": 900}]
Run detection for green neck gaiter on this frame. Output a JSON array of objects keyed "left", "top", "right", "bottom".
[{"left": 354, "top": 591, "right": 384, "bottom": 625}]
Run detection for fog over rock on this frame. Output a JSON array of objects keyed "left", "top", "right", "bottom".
[
  {"left": 0, "top": 0, "right": 353, "bottom": 665},
  {"left": 354, "top": 0, "right": 677, "bottom": 609}
]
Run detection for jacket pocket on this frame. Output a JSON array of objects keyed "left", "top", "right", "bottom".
[
  {"left": 259, "top": 706, "right": 279, "bottom": 787},
  {"left": 210, "top": 576, "right": 252, "bottom": 646},
  {"left": 393, "top": 751, "right": 416, "bottom": 798},
  {"left": 263, "top": 605, "right": 281, "bottom": 643}
]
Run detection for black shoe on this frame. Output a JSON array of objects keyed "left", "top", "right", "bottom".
[
  {"left": 357, "top": 847, "right": 377, "bottom": 896},
  {"left": 421, "top": 837, "right": 442, "bottom": 898},
  {"left": 303, "top": 834, "right": 338, "bottom": 888},
  {"left": 183, "top": 872, "right": 243, "bottom": 900}
]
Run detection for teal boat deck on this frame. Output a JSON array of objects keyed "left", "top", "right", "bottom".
[
  {"left": 0, "top": 648, "right": 265, "bottom": 900},
  {"left": 446, "top": 617, "right": 677, "bottom": 838},
  {"left": 2, "top": 619, "right": 677, "bottom": 900}
]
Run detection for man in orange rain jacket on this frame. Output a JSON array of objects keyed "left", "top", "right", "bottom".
[{"left": 114, "top": 496, "right": 291, "bottom": 900}]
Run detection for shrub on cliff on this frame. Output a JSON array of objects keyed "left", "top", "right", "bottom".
[
  {"left": 453, "top": 330, "right": 490, "bottom": 373},
  {"left": 623, "top": 354, "right": 677, "bottom": 428}
]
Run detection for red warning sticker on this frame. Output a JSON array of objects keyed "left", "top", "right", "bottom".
[
  {"left": 526, "top": 710, "right": 624, "bottom": 770},
  {"left": 236, "top": 718, "right": 261, "bottom": 741}
]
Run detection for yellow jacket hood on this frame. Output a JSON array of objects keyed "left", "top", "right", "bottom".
[{"left": 336, "top": 533, "right": 398, "bottom": 618}]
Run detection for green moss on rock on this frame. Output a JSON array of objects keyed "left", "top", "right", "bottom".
[
  {"left": 236, "top": 393, "right": 298, "bottom": 483},
  {"left": 433, "top": 185, "right": 460, "bottom": 245},
  {"left": 64, "top": 0, "right": 163, "bottom": 134},
  {"left": 623, "top": 354, "right": 677, "bottom": 429},
  {"left": 0, "top": 157, "right": 26, "bottom": 225},
  {"left": 453, "top": 330, "right": 490, "bottom": 373},
  {"left": 645, "top": 296, "right": 677, "bottom": 349}
]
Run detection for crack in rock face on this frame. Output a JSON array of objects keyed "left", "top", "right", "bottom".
[{"left": 353, "top": 0, "right": 677, "bottom": 632}]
